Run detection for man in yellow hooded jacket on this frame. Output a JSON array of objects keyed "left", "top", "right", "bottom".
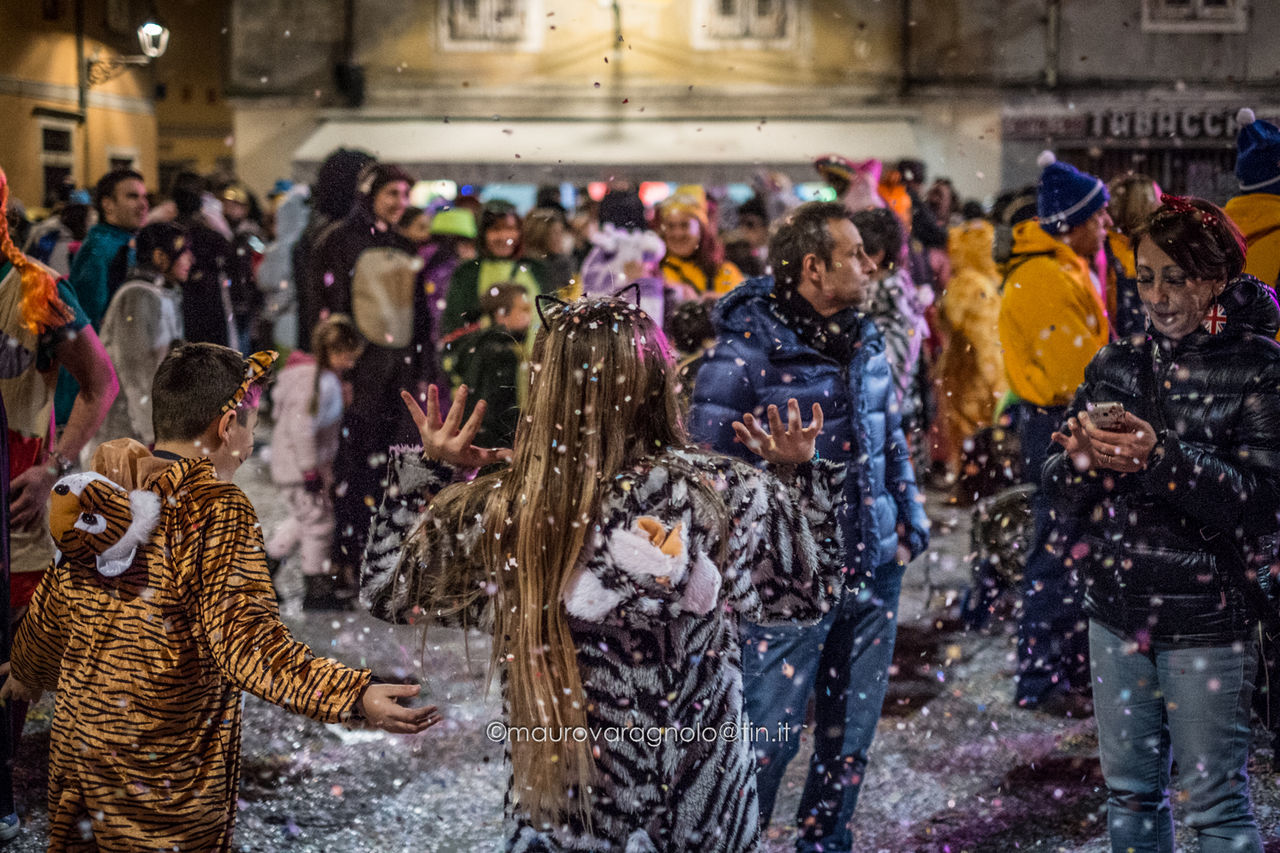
[
  {"left": 1224, "top": 108, "right": 1280, "bottom": 291},
  {"left": 998, "top": 151, "right": 1110, "bottom": 714}
]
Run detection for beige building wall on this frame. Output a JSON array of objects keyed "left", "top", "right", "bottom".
[
  {"left": 915, "top": 97, "right": 1004, "bottom": 205},
  {"left": 226, "top": 0, "right": 995, "bottom": 197},
  {"left": 0, "top": 92, "right": 49, "bottom": 204},
  {"left": 231, "top": 101, "right": 321, "bottom": 196},
  {"left": 356, "top": 0, "right": 898, "bottom": 96},
  {"left": 154, "top": 0, "right": 235, "bottom": 181},
  {"left": 0, "top": 0, "right": 158, "bottom": 209}
]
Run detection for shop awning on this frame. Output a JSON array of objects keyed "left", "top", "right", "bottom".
[{"left": 292, "top": 116, "right": 921, "bottom": 184}]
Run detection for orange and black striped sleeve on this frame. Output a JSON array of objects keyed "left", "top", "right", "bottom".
[
  {"left": 10, "top": 560, "right": 71, "bottom": 692},
  {"left": 189, "top": 487, "right": 371, "bottom": 723}
]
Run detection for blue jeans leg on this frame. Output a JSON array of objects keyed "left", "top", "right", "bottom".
[
  {"left": 1090, "top": 620, "right": 1262, "bottom": 853},
  {"left": 1161, "top": 637, "right": 1261, "bottom": 853},
  {"left": 741, "top": 611, "right": 829, "bottom": 829},
  {"left": 793, "top": 559, "right": 905, "bottom": 853},
  {"left": 1090, "top": 620, "right": 1174, "bottom": 853},
  {"left": 1016, "top": 403, "right": 1088, "bottom": 704}
]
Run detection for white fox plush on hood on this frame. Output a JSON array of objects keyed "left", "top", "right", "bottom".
[
  {"left": 579, "top": 224, "right": 668, "bottom": 324},
  {"left": 48, "top": 472, "right": 161, "bottom": 577}
]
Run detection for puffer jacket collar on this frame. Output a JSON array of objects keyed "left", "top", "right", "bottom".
[
  {"left": 1213, "top": 274, "right": 1280, "bottom": 338},
  {"left": 712, "top": 275, "right": 884, "bottom": 363}
]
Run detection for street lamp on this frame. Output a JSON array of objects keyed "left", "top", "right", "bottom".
[
  {"left": 85, "top": 15, "right": 169, "bottom": 86},
  {"left": 136, "top": 17, "right": 169, "bottom": 58}
]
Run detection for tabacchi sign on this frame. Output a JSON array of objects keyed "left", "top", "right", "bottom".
[{"left": 1003, "top": 107, "right": 1277, "bottom": 142}]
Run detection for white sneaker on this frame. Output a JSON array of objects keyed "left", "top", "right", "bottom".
[{"left": 0, "top": 812, "right": 20, "bottom": 843}]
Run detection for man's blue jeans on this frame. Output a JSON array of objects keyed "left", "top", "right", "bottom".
[
  {"left": 1016, "top": 402, "right": 1088, "bottom": 704},
  {"left": 1090, "top": 619, "right": 1263, "bottom": 853},
  {"left": 741, "top": 559, "right": 904, "bottom": 853}
]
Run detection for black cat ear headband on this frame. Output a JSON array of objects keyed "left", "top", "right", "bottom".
[{"left": 535, "top": 282, "right": 643, "bottom": 326}]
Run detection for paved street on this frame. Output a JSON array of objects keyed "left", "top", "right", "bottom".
[{"left": 6, "top": 448, "right": 1280, "bottom": 852}]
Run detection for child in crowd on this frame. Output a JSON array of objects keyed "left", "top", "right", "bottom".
[
  {"left": 663, "top": 296, "right": 717, "bottom": 410},
  {"left": 442, "top": 200, "right": 545, "bottom": 337},
  {"left": 2, "top": 343, "right": 439, "bottom": 850},
  {"left": 87, "top": 221, "right": 189, "bottom": 458},
  {"left": 441, "top": 282, "right": 530, "bottom": 450},
  {"left": 362, "top": 295, "right": 844, "bottom": 851},
  {"left": 267, "top": 315, "right": 364, "bottom": 609}
]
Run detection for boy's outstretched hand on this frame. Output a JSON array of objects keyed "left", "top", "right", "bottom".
[
  {"left": 732, "top": 399, "right": 825, "bottom": 465},
  {"left": 358, "top": 683, "right": 443, "bottom": 734},
  {"left": 402, "top": 385, "right": 513, "bottom": 469}
]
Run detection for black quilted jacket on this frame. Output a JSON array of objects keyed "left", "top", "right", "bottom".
[{"left": 1043, "top": 276, "right": 1280, "bottom": 644}]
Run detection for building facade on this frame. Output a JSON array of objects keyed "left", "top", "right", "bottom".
[
  {"left": 0, "top": 0, "right": 157, "bottom": 210},
  {"left": 152, "top": 0, "right": 236, "bottom": 193},
  {"left": 0, "top": 0, "right": 235, "bottom": 212},
  {"left": 213, "top": 0, "right": 1276, "bottom": 205},
  {"left": 227, "top": 0, "right": 996, "bottom": 199},
  {"left": 951, "top": 0, "right": 1279, "bottom": 200}
]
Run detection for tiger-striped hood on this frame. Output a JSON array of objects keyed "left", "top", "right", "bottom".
[{"left": 91, "top": 436, "right": 180, "bottom": 491}]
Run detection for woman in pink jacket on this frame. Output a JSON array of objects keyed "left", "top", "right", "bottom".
[{"left": 266, "top": 314, "right": 363, "bottom": 609}]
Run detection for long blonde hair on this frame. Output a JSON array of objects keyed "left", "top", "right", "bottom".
[
  {"left": 425, "top": 296, "right": 687, "bottom": 829},
  {"left": 495, "top": 296, "right": 688, "bottom": 827}
]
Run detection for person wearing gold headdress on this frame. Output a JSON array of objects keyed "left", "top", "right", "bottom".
[
  {"left": 657, "top": 186, "right": 743, "bottom": 299},
  {"left": 0, "top": 166, "right": 117, "bottom": 842}
]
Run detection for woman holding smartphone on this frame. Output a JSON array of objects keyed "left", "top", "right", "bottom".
[{"left": 1044, "top": 196, "right": 1280, "bottom": 853}]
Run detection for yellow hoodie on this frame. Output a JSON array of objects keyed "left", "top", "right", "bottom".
[
  {"left": 997, "top": 220, "right": 1109, "bottom": 408},
  {"left": 938, "top": 221, "right": 1007, "bottom": 465},
  {"left": 1224, "top": 193, "right": 1280, "bottom": 289}
]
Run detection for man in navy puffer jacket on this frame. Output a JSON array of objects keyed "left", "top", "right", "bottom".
[{"left": 689, "top": 201, "right": 929, "bottom": 852}]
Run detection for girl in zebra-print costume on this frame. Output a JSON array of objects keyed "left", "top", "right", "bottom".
[{"left": 361, "top": 295, "right": 846, "bottom": 851}]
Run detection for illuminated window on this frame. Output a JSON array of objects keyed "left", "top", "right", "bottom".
[
  {"left": 1142, "top": 0, "right": 1247, "bottom": 32},
  {"left": 440, "top": 0, "right": 540, "bottom": 50},
  {"left": 694, "top": 0, "right": 797, "bottom": 48},
  {"left": 38, "top": 120, "right": 75, "bottom": 209}
]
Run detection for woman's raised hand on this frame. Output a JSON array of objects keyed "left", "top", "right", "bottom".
[
  {"left": 732, "top": 398, "right": 824, "bottom": 465},
  {"left": 401, "top": 384, "right": 512, "bottom": 469}
]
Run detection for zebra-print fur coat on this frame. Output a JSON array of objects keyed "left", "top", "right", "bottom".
[{"left": 361, "top": 445, "right": 845, "bottom": 852}]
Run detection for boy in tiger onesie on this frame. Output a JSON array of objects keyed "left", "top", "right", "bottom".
[{"left": 1, "top": 343, "right": 442, "bottom": 851}]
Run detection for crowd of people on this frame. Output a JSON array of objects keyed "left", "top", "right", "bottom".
[{"left": 0, "top": 104, "right": 1279, "bottom": 850}]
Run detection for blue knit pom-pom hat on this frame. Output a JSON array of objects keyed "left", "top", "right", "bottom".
[
  {"left": 1234, "top": 107, "right": 1280, "bottom": 194},
  {"left": 1036, "top": 151, "right": 1109, "bottom": 234},
  {"left": 1029, "top": 150, "right": 1111, "bottom": 234}
]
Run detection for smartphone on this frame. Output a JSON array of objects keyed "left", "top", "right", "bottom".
[{"left": 1086, "top": 401, "right": 1126, "bottom": 431}]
